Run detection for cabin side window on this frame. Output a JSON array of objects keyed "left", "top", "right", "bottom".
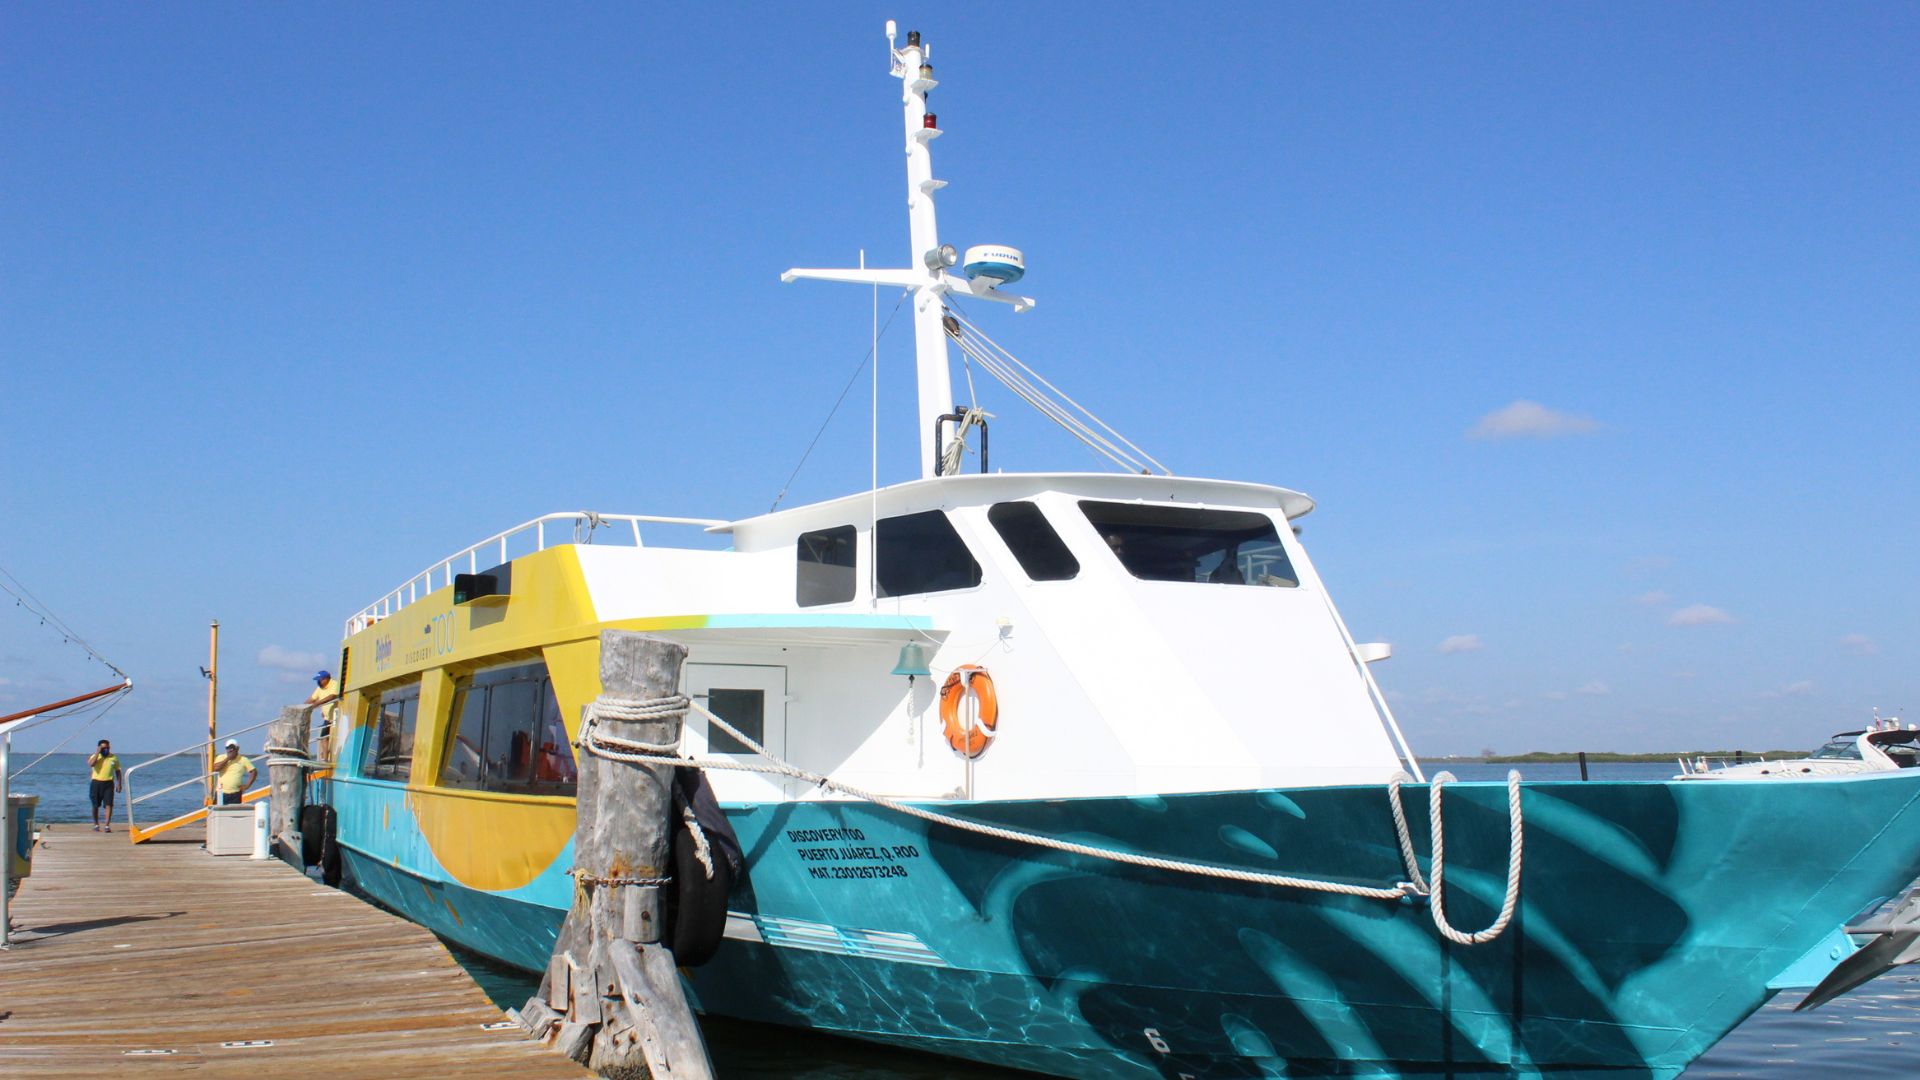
[
  {"left": 360, "top": 682, "right": 421, "bottom": 782},
  {"left": 1080, "top": 501, "right": 1299, "bottom": 587},
  {"left": 796, "top": 525, "right": 858, "bottom": 607},
  {"left": 438, "top": 661, "right": 578, "bottom": 795},
  {"left": 876, "top": 510, "right": 982, "bottom": 597},
  {"left": 987, "top": 501, "right": 1080, "bottom": 581}
]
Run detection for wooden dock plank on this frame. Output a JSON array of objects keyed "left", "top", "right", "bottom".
[{"left": 0, "top": 823, "right": 589, "bottom": 1078}]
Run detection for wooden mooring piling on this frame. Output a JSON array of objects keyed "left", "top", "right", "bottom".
[{"left": 517, "top": 631, "right": 715, "bottom": 1079}]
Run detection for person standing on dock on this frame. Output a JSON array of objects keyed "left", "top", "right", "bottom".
[
  {"left": 304, "top": 670, "right": 339, "bottom": 740},
  {"left": 86, "top": 739, "right": 122, "bottom": 832},
  {"left": 214, "top": 739, "right": 255, "bottom": 805}
]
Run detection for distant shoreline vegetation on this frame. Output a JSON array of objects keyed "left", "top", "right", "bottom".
[{"left": 1427, "top": 751, "right": 1804, "bottom": 764}]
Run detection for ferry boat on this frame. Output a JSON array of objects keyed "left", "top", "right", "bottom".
[{"left": 311, "top": 23, "right": 1920, "bottom": 1079}]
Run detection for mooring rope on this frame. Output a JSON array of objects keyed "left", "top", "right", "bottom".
[
  {"left": 577, "top": 694, "right": 1525, "bottom": 941},
  {"left": 1388, "top": 770, "right": 1526, "bottom": 945},
  {"left": 263, "top": 744, "right": 329, "bottom": 771}
]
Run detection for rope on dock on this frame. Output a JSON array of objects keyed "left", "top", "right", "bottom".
[{"left": 578, "top": 694, "right": 1527, "bottom": 942}]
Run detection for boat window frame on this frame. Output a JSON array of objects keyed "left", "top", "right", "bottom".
[
  {"left": 1810, "top": 735, "right": 1865, "bottom": 761},
  {"left": 1077, "top": 499, "right": 1300, "bottom": 588},
  {"left": 874, "top": 509, "right": 984, "bottom": 599},
  {"left": 986, "top": 501, "right": 1080, "bottom": 582},
  {"left": 796, "top": 524, "right": 859, "bottom": 607},
  {"left": 359, "top": 681, "right": 422, "bottom": 783},
  {"left": 436, "top": 660, "right": 578, "bottom": 796}
]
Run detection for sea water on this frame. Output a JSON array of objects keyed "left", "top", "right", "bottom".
[
  {"left": 13, "top": 753, "right": 1917, "bottom": 1075},
  {"left": 9, "top": 751, "right": 213, "bottom": 830}
]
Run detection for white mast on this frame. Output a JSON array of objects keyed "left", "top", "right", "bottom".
[{"left": 783, "top": 21, "right": 1035, "bottom": 480}]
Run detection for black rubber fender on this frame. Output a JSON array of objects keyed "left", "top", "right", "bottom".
[
  {"left": 299, "top": 804, "right": 326, "bottom": 867},
  {"left": 666, "top": 814, "right": 732, "bottom": 967},
  {"left": 318, "top": 805, "right": 342, "bottom": 887}
]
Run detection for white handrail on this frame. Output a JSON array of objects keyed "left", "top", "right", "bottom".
[
  {"left": 122, "top": 715, "right": 290, "bottom": 833},
  {"left": 344, "top": 511, "right": 729, "bottom": 635}
]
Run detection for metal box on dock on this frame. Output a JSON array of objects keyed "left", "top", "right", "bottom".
[
  {"left": 8, "top": 794, "right": 38, "bottom": 881},
  {"left": 206, "top": 805, "right": 255, "bottom": 855}
]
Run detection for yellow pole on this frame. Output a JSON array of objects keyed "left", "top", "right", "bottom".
[{"left": 206, "top": 620, "right": 219, "bottom": 806}]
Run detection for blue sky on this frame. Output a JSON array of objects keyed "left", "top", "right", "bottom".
[{"left": 4, "top": 5, "right": 1915, "bottom": 755}]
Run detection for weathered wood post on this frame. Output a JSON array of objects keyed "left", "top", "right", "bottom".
[
  {"left": 518, "top": 631, "right": 713, "bottom": 1079},
  {"left": 264, "top": 705, "right": 311, "bottom": 866}
]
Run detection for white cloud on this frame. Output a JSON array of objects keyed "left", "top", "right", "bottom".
[
  {"left": 1544, "top": 690, "right": 1568, "bottom": 701},
  {"left": 1633, "top": 590, "right": 1671, "bottom": 607},
  {"left": 1468, "top": 400, "right": 1602, "bottom": 441},
  {"left": 1668, "top": 604, "right": 1735, "bottom": 627},
  {"left": 257, "top": 645, "right": 325, "bottom": 672},
  {"left": 1840, "top": 633, "right": 1879, "bottom": 656},
  {"left": 1575, "top": 681, "right": 1611, "bottom": 697},
  {"left": 1760, "top": 679, "right": 1815, "bottom": 700},
  {"left": 1438, "top": 634, "right": 1484, "bottom": 655}
]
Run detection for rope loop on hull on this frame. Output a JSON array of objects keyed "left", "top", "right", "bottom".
[
  {"left": 577, "top": 694, "right": 1526, "bottom": 943},
  {"left": 1389, "top": 770, "right": 1526, "bottom": 945}
]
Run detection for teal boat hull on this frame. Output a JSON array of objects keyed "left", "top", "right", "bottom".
[{"left": 327, "top": 772, "right": 1920, "bottom": 1078}]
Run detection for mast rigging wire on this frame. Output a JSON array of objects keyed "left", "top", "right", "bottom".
[
  {"left": 769, "top": 288, "right": 912, "bottom": 512},
  {"left": 0, "top": 560, "right": 129, "bottom": 678},
  {"left": 12, "top": 690, "right": 132, "bottom": 776},
  {"left": 941, "top": 302, "right": 1170, "bottom": 476}
]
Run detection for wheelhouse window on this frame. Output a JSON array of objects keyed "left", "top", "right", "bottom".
[
  {"left": 1080, "top": 501, "right": 1299, "bottom": 587},
  {"left": 438, "top": 661, "right": 578, "bottom": 795},
  {"left": 360, "top": 682, "right": 420, "bottom": 781},
  {"left": 797, "top": 525, "right": 857, "bottom": 607},
  {"left": 988, "top": 501, "right": 1079, "bottom": 581},
  {"left": 876, "top": 510, "right": 982, "bottom": 597}
]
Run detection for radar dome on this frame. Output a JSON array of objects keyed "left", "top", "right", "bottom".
[{"left": 962, "top": 245, "right": 1025, "bottom": 288}]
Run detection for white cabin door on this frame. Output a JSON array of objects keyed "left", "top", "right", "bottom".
[{"left": 684, "top": 663, "right": 788, "bottom": 802}]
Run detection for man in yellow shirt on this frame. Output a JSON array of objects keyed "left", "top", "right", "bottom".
[
  {"left": 214, "top": 739, "right": 255, "bottom": 805},
  {"left": 304, "top": 670, "right": 340, "bottom": 740},
  {"left": 86, "top": 739, "right": 122, "bottom": 832}
]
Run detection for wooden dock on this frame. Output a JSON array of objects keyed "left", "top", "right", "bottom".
[{"left": 0, "top": 822, "right": 590, "bottom": 1078}]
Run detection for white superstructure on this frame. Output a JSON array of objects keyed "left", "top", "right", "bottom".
[{"left": 346, "top": 24, "right": 1422, "bottom": 809}]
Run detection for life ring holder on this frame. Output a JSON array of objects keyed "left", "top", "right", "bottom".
[{"left": 939, "top": 665, "right": 999, "bottom": 758}]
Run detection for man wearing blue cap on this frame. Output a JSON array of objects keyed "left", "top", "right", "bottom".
[{"left": 304, "top": 670, "right": 340, "bottom": 739}]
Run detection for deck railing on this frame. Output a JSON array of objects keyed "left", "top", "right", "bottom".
[
  {"left": 345, "top": 511, "right": 729, "bottom": 636},
  {"left": 122, "top": 714, "right": 330, "bottom": 843}
]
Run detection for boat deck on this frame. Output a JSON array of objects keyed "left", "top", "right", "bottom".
[{"left": 0, "top": 823, "right": 587, "bottom": 1078}]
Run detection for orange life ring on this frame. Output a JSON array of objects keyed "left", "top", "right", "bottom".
[{"left": 939, "top": 665, "right": 999, "bottom": 758}]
